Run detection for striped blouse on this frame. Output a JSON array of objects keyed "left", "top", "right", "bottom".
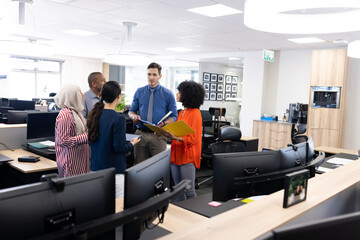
[{"left": 55, "top": 107, "right": 90, "bottom": 178}]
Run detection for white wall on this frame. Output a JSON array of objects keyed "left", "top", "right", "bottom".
[
  {"left": 199, "top": 62, "right": 243, "bottom": 127},
  {"left": 59, "top": 55, "right": 103, "bottom": 92},
  {"left": 344, "top": 58, "right": 360, "bottom": 150},
  {"left": 240, "top": 51, "right": 265, "bottom": 136}
]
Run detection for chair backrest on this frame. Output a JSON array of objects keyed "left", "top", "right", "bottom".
[
  {"left": 291, "top": 123, "right": 308, "bottom": 144},
  {"left": 211, "top": 126, "right": 245, "bottom": 154}
]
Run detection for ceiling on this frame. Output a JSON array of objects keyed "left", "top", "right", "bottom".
[{"left": 0, "top": 0, "right": 359, "bottom": 64}]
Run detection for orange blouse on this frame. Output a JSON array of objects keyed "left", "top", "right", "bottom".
[{"left": 170, "top": 108, "right": 203, "bottom": 169}]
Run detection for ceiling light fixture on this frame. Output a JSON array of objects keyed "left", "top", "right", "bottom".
[
  {"left": 244, "top": 0, "right": 360, "bottom": 34},
  {"left": 166, "top": 47, "right": 192, "bottom": 52},
  {"left": 348, "top": 40, "right": 360, "bottom": 58},
  {"left": 12, "top": 0, "right": 33, "bottom": 25},
  {"left": 188, "top": 4, "right": 242, "bottom": 17},
  {"left": 103, "top": 54, "right": 152, "bottom": 66},
  {"left": 123, "top": 22, "right": 137, "bottom": 42},
  {"left": 288, "top": 37, "right": 325, "bottom": 43},
  {"left": 0, "top": 39, "right": 54, "bottom": 57}
]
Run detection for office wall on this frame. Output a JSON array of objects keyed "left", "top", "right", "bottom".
[
  {"left": 240, "top": 51, "right": 265, "bottom": 137},
  {"left": 344, "top": 58, "right": 360, "bottom": 150},
  {"left": 59, "top": 55, "right": 103, "bottom": 92},
  {"left": 199, "top": 62, "right": 243, "bottom": 127}
]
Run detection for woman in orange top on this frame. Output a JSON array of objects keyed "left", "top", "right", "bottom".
[{"left": 165, "top": 81, "right": 205, "bottom": 200}]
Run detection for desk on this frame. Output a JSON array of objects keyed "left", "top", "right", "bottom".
[
  {"left": 0, "top": 149, "right": 57, "bottom": 188},
  {"left": 160, "top": 156, "right": 360, "bottom": 239},
  {"left": 115, "top": 198, "right": 207, "bottom": 234},
  {"left": 315, "top": 146, "right": 358, "bottom": 157},
  {"left": 240, "top": 136, "right": 259, "bottom": 152}
]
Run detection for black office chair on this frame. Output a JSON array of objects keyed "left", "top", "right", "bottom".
[
  {"left": 196, "top": 126, "right": 245, "bottom": 189},
  {"left": 291, "top": 123, "right": 308, "bottom": 144}
]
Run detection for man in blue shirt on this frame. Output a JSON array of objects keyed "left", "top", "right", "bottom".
[
  {"left": 82, "top": 72, "right": 106, "bottom": 118},
  {"left": 129, "top": 62, "right": 177, "bottom": 164}
]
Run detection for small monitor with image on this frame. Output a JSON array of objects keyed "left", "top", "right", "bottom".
[{"left": 283, "top": 169, "right": 309, "bottom": 208}]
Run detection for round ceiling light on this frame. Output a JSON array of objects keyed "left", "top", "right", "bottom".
[{"left": 244, "top": 0, "right": 360, "bottom": 34}]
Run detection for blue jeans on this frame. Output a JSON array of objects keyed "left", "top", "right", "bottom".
[{"left": 171, "top": 163, "right": 197, "bottom": 201}]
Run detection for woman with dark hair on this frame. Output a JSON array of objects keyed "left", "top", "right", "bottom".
[
  {"left": 164, "top": 81, "right": 205, "bottom": 200},
  {"left": 87, "top": 81, "right": 141, "bottom": 198}
]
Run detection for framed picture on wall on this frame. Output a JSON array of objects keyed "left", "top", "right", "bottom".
[
  {"left": 217, "top": 93, "right": 223, "bottom": 101},
  {"left": 232, "top": 85, "right": 237, "bottom": 93},
  {"left": 203, "top": 72, "right": 210, "bottom": 81},
  {"left": 205, "top": 92, "right": 209, "bottom": 100},
  {"left": 211, "top": 73, "right": 218, "bottom": 82},
  {"left": 225, "top": 84, "right": 231, "bottom": 92},
  {"left": 232, "top": 76, "right": 238, "bottom": 84},
  {"left": 225, "top": 75, "right": 232, "bottom": 83},
  {"left": 225, "top": 93, "right": 231, "bottom": 100},
  {"left": 218, "top": 74, "right": 224, "bottom": 83},
  {"left": 217, "top": 84, "right": 223, "bottom": 92},
  {"left": 210, "top": 83, "right": 217, "bottom": 91},
  {"left": 210, "top": 92, "right": 216, "bottom": 101},
  {"left": 232, "top": 93, "right": 237, "bottom": 98},
  {"left": 203, "top": 82, "right": 210, "bottom": 91}
]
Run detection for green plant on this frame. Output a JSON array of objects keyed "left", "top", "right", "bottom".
[{"left": 116, "top": 94, "right": 127, "bottom": 112}]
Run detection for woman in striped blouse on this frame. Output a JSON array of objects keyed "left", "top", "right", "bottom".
[{"left": 54, "top": 84, "right": 90, "bottom": 178}]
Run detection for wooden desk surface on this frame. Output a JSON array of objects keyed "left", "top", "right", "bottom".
[
  {"left": 241, "top": 136, "right": 258, "bottom": 141},
  {"left": 115, "top": 198, "right": 207, "bottom": 233},
  {"left": 0, "top": 123, "right": 27, "bottom": 129},
  {"left": 0, "top": 149, "right": 57, "bottom": 173},
  {"left": 160, "top": 158, "right": 360, "bottom": 240},
  {"left": 315, "top": 146, "right": 358, "bottom": 156}
]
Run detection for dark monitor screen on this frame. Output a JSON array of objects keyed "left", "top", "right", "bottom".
[
  {"left": 124, "top": 149, "right": 171, "bottom": 239},
  {"left": 271, "top": 211, "right": 360, "bottom": 240},
  {"left": 32, "top": 98, "right": 55, "bottom": 103},
  {"left": 9, "top": 99, "right": 35, "bottom": 110},
  {"left": 0, "top": 98, "right": 9, "bottom": 107},
  {"left": 200, "top": 110, "right": 212, "bottom": 121},
  {"left": 27, "top": 111, "right": 59, "bottom": 139},
  {"left": 212, "top": 151, "right": 281, "bottom": 201},
  {"left": 0, "top": 168, "right": 115, "bottom": 239},
  {"left": 7, "top": 110, "right": 28, "bottom": 124}
]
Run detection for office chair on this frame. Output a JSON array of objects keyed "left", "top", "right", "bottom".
[
  {"left": 291, "top": 123, "right": 308, "bottom": 144},
  {"left": 196, "top": 126, "right": 245, "bottom": 189}
]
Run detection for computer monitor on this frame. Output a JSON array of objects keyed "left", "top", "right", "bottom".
[
  {"left": 279, "top": 138, "right": 315, "bottom": 170},
  {"left": 269, "top": 211, "right": 360, "bottom": 240},
  {"left": 32, "top": 98, "right": 55, "bottom": 103},
  {"left": 9, "top": 99, "right": 35, "bottom": 110},
  {"left": 27, "top": 111, "right": 59, "bottom": 139},
  {"left": 0, "top": 168, "right": 115, "bottom": 239},
  {"left": 123, "top": 149, "right": 171, "bottom": 239},
  {"left": 6, "top": 110, "right": 28, "bottom": 124},
  {"left": 0, "top": 97, "right": 9, "bottom": 106},
  {"left": 212, "top": 151, "right": 281, "bottom": 201}
]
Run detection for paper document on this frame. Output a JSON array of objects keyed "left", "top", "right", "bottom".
[
  {"left": 28, "top": 142, "right": 48, "bottom": 149},
  {"left": 140, "top": 119, "right": 155, "bottom": 126},
  {"left": 39, "top": 140, "right": 55, "bottom": 147},
  {"left": 126, "top": 134, "right": 141, "bottom": 142},
  {"left": 327, "top": 157, "right": 354, "bottom": 165},
  {"left": 317, "top": 166, "right": 332, "bottom": 173},
  {"left": 144, "top": 120, "right": 195, "bottom": 137}
]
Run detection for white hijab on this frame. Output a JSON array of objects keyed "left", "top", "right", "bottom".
[{"left": 55, "top": 84, "right": 87, "bottom": 135}]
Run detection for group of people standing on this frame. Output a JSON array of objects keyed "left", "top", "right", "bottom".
[{"left": 54, "top": 62, "right": 205, "bottom": 200}]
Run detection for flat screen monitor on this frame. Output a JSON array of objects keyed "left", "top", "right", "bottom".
[
  {"left": 27, "top": 111, "right": 59, "bottom": 139},
  {"left": 9, "top": 99, "right": 35, "bottom": 110},
  {"left": 270, "top": 211, "right": 360, "bottom": 240},
  {"left": 0, "top": 168, "right": 115, "bottom": 239},
  {"left": 7, "top": 110, "right": 28, "bottom": 124},
  {"left": 212, "top": 151, "right": 281, "bottom": 201},
  {"left": 123, "top": 149, "right": 171, "bottom": 239}
]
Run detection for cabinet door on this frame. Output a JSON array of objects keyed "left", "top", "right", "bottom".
[
  {"left": 308, "top": 127, "right": 340, "bottom": 148},
  {"left": 270, "top": 123, "right": 292, "bottom": 149},
  {"left": 310, "top": 49, "right": 346, "bottom": 86},
  {"left": 252, "top": 121, "right": 271, "bottom": 151},
  {"left": 308, "top": 108, "right": 341, "bottom": 130}
]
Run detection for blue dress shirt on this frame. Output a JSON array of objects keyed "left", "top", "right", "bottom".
[
  {"left": 83, "top": 89, "right": 100, "bottom": 118},
  {"left": 129, "top": 84, "right": 177, "bottom": 129}
]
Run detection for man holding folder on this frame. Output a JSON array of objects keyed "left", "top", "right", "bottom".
[{"left": 129, "top": 62, "right": 177, "bottom": 164}]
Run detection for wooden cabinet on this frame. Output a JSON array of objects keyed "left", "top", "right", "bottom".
[
  {"left": 308, "top": 48, "right": 348, "bottom": 148},
  {"left": 252, "top": 120, "right": 292, "bottom": 151}
]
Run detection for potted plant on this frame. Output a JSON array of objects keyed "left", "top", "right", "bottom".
[{"left": 115, "top": 94, "right": 127, "bottom": 112}]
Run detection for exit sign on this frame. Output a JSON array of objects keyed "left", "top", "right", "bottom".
[{"left": 263, "top": 49, "right": 274, "bottom": 62}]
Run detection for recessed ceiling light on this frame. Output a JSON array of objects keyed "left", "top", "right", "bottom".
[
  {"left": 188, "top": 4, "right": 242, "bottom": 17},
  {"left": 229, "top": 57, "right": 242, "bottom": 61},
  {"left": 244, "top": 0, "right": 360, "bottom": 34},
  {"left": 166, "top": 47, "right": 192, "bottom": 52},
  {"left": 63, "top": 29, "right": 99, "bottom": 37},
  {"left": 288, "top": 37, "right": 325, "bottom": 43}
]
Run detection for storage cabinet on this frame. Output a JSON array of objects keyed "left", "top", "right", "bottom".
[
  {"left": 252, "top": 120, "right": 292, "bottom": 151},
  {"left": 308, "top": 49, "right": 348, "bottom": 148}
]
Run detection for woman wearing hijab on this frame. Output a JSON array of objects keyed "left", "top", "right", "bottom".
[{"left": 54, "top": 84, "right": 90, "bottom": 178}]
